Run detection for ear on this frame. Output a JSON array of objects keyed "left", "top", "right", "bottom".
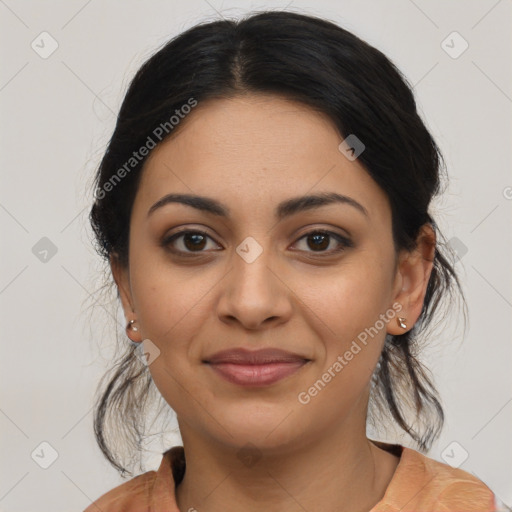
[
  {"left": 387, "top": 223, "right": 436, "bottom": 335},
  {"left": 110, "top": 253, "right": 141, "bottom": 342}
]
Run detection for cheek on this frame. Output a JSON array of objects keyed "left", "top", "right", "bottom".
[
  {"left": 300, "top": 259, "right": 392, "bottom": 337},
  {"left": 129, "top": 236, "right": 203, "bottom": 325},
  {"left": 296, "top": 259, "right": 392, "bottom": 382},
  {"left": 294, "top": 275, "right": 387, "bottom": 417},
  {"left": 133, "top": 274, "right": 209, "bottom": 350},
  {"left": 130, "top": 267, "right": 214, "bottom": 413}
]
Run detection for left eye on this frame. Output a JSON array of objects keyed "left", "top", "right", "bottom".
[{"left": 292, "top": 230, "right": 352, "bottom": 254}]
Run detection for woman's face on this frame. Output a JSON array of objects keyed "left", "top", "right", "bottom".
[{"left": 113, "top": 94, "right": 422, "bottom": 453}]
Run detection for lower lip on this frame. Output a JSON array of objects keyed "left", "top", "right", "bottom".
[{"left": 206, "top": 361, "right": 307, "bottom": 387}]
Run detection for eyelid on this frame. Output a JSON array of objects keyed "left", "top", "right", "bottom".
[
  {"left": 290, "top": 230, "right": 353, "bottom": 256},
  {"left": 162, "top": 228, "right": 221, "bottom": 253}
]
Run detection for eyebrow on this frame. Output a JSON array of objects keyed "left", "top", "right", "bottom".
[{"left": 147, "top": 192, "right": 369, "bottom": 221}]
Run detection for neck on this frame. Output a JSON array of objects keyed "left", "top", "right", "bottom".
[{"left": 175, "top": 414, "right": 399, "bottom": 512}]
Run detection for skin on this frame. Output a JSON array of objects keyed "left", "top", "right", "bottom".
[{"left": 111, "top": 93, "right": 436, "bottom": 512}]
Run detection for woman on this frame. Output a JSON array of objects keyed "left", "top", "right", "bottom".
[{"left": 85, "top": 10, "right": 500, "bottom": 511}]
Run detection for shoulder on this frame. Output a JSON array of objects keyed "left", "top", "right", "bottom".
[
  {"left": 82, "top": 470, "right": 158, "bottom": 512},
  {"left": 395, "top": 447, "right": 496, "bottom": 511},
  {"left": 82, "top": 446, "right": 183, "bottom": 512}
]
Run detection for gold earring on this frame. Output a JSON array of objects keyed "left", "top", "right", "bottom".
[{"left": 397, "top": 317, "right": 407, "bottom": 329}]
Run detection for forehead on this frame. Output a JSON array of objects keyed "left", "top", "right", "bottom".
[{"left": 134, "top": 94, "right": 390, "bottom": 224}]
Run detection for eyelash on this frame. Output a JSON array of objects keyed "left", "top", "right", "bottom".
[{"left": 161, "top": 228, "right": 353, "bottom": 258}]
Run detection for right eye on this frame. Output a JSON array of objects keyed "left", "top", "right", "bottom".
[{"left": 161, "top": 229, "right": 222, "bottom": 256}]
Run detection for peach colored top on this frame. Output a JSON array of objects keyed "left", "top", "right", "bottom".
[{"left": 84, "top": 443, "right": 497, "bottom": 511}]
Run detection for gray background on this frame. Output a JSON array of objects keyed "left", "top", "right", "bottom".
[{"left": 1, "top": 0, "right": 511, "bottom": 510}]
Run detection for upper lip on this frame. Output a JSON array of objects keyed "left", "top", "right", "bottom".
[{"left": 204, "top": 348, "right": 310, "bottom": 365}]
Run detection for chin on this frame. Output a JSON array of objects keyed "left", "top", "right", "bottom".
[{"left": 204, "top": 401, "right": 305, "bottom": 451}]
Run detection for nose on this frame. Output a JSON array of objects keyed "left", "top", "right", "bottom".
[{"left": 215, "top": 246, "right": 293, "bottom": 331}]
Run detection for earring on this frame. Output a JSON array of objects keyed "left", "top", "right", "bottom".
[
  {"left": 397, "top": 317, "right": 407, "bottom": 329},
  {"left": 371, "top": 360, "right": 382, "bottom": 387},
  {"left": 126, "top": 319, "right": 138, "bottom": 332}
]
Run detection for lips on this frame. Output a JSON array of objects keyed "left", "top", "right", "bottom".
[
  {"left": 205, "top": 348, "right": 309, "bottom": 365},
  {"left": 204, "top": 348, "right": 310, "bottom": 387}
]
